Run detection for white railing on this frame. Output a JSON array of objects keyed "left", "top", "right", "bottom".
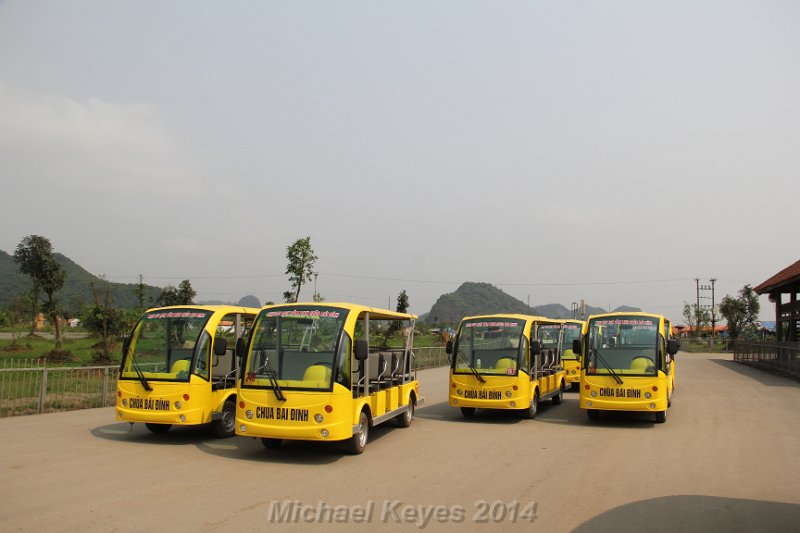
[
  {"left": 0, "top": 358, "right": 119, "bottom": 417},
  {"left": 0, "top": 348, "right": 450, "bottom": 418}
]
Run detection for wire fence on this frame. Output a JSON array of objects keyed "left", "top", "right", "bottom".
[
  {"left": 0, "top": 349, "right": 450, "bottom": 418},
  {"left": 414, "top": 347, "right": 449, "bottom": 370},
  {"left": 732, "top": 341, "right": 800, "bottom": 380},
  {"left": 0, "top": 358, "right": 119, "bottom": 418}
]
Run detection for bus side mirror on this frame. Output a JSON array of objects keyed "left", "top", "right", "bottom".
[
  {"left": 531, "top": 341, "right": 541, "bottom": 356},
  {"left": 235, "top": 337, "right": 246, "bottom": 359},
  {"left": 572, "top": 339, "right": 582, "bottom": 355},
  {"left": 214, "top": 337, "right": 227, "bottom": 357},
  {"left": 354, "top": 339, "right": 369, "bottom": 361},
  {"left": 667, "top": 339, "right": 680, "bottom": 356},
  {"left": 445, "top": 339, "right": 453, "bottom": 355}
]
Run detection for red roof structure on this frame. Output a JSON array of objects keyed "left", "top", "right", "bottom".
[
  {"left": 755, "top": 259, "right": 800, "bottom": 294},
  {"left": 754, "top": 259, "right": 800, "bottom": 342}
]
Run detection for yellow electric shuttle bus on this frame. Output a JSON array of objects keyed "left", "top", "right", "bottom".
[
  {"left": 447, "top": 315, "right": 566, "bottom": 419},
  {"left": 573, "top": 312, "right": 679, "bottom": 423},
  {"left": 116, "top": 305, "right": 258, "bottom": 436},
  {"left": 561, "top": 319, "right": 585, "bottom": 387},
  {"left": 235, "top": 303, "right": 420, "bottom": 454}
]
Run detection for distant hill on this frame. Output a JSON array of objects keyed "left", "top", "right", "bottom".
[
  {"left": 198, "top": 295, "right": 262, "bottom": 307},
  {"left": 422, "top": 282, "right": 640, "bottom": 324},
  {"left": 0, "top": 249, "right": 162, "bottom": 312}
]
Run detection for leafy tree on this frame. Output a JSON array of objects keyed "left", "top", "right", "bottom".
[
  {"left": 157, "top": 279, "right": 196, "bottom": 306},
  {"left": 84, "top": 278, "right": 137, "bottom": 364},
  {"left": 683, "top": 302, "right": 710, "bottom": 336},
  {"left": 133, "top": 274, "right": 147, "bottom": 309},
  {"left": 385, "top": 289, "right": 410, "bottom": 342},
  {"left": 682, "top": 302, "right": 696, "bottom": 334},
  {"left": 720, "top": 284, "right": 760, "bottom": 339},
  {"left": 283, "top": 237, "right": 318, "bottom": 303},
  {"left": 13, "top": 235, "right": 66, "bottom": 351},
  {"left": 396, "top": 289, "right": 409, "bottom": 314},
  {"left": 4, "top": 295, "right": 30, "bottom": 349}
]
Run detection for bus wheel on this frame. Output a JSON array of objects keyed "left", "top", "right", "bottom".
[
  {"left": 460, "top": 407, "right": 476, "bottom": 418},
  {"left": 552, "top": 382, "right": 564, "bottom": 405},
  {"left": 587, "top": 409, "right": 600, "bottom": 421},
  {"left": 655, "top": 410, "right": 667, "bottom": 424},
  {"left": 212, "top": 398, "right": 236, "bottom": 438},
  {"left": 521, "top": 391, "right": 539, "bottom": 419},
  {"left": 145, "top": 423, "right": 172, "bottom": 434},
  {"left": 397, "top": 397, "right": 415, "bottom": 428},
  {"left": 345, "top": 411, "right": 369, "bottom": 455},
  {"left": 261, "top": 438, "right": 282, "bottom": 449}
]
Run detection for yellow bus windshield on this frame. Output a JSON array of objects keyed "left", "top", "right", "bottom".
[
  {"left": 453, "top": 318, "right": 524, "bottom": 375},
  {"left": 537, "top": 324, "right": 561, "bottom": 351},
  {"left": 561, "top": 323, "right": 582, "bottom": 359},
  {"left": 585, "top": 316, "right": 659, "bottom": 376},
  {"left": 121, "top": 309, "right": 213, "bottom": 382},
  {"left": 243, "top": 306, "right": 348, "bottom": 391}
]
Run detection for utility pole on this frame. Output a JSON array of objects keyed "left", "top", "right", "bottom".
[
  {"left": 710, "top": 278, "right": 717, "bottom": 347},
  {"left": 695, "top": 278, "right": 701, "bottom": 337}
]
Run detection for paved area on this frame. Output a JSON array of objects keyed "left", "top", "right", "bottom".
[{"left": 1, "top": 353, "right": 799, "bottom": 532}]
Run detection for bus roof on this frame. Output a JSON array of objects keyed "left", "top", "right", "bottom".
[
  {"left": 144, "top": 304, "right": 261, "bottom": 315},
  {"left": 459, "top": 313, "right": 559, "bottom": 324},
  {"left": 585, "top": 311, "right": 670, "bottom": 322},
  {"left": 261, "top": 302, "right": 417, "bottom": 321}
]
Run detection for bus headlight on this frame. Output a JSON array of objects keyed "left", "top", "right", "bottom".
[
  {"left": 179, "top": 415, "right": 186, "bottom": 422},
  {"left": 122, "top": 399, "right": 128, "bottom": 407},
  {"left": 509, "top": 401, "right": 516, "bottom": 407},
  {"left": 174, "top": 401, "right": 182, "bottom": 410},
  {"left": 591, "top": 391, "right": 597, "bottom": 398},
  {"left": 246, "top": 410, "right": 254, "bottom": 420},
  {"left": 314, "top": 414, "right": 324, "bottom": 424},
  {"left": 239, "top": 425, "right": 247, "bottom": 433},
  {"left": 649, "top": 403, "right": 656, "bottom": 409},
  {"left": 457, "top": 389, "right": 463, "bottom": 396},
  {"left": 505, "top": 391, "right": 512, "bottom": 398},
  {"left": 645, "top": 392, "right": 652, "bottom": 399},
  {"left": 320, "top": 429, "right": 329, "bottom": 438}
]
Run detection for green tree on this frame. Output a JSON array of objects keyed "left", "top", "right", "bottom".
[
  {"left": 283, "top": 237, "right": 318, "bottom": 303},
  {"left": 133, "top": 274, "right": 147, "bottom": 309},
  {"left": 84, "top": 277, "right": 137, "bottom": 364},
  {"left": 720, "top": 284, "right": 760, "bottom": 339},
  {"left": 13, "top": 235, "right": 66, "bottom": 351},
  {"left": 385, "top": 289, "right": 410, "bottom": 342},
  {"left": 396, "top": 289, "right": 409, "bottom": 314},
  {"left": 682, "top": 302, "right": 696, "bottom": 334},
  {"left": 157, "top": 279, "right": 197, "bottom": 306}
]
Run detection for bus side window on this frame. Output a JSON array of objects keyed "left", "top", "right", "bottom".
[
  {"left": 337, "top": 333, "right": 352, "bottom": 388},
  {"left": 520, "top": 335, "right": 530, "bottom": 375},
  {"left": 194, "top": 332, "right": 211, "bottom": 380}
]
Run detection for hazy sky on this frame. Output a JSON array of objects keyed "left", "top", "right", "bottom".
[{"left": 1, "top": 1, "right": 797, "bottom": 321}]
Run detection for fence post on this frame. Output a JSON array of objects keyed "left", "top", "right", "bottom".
[
  {"left": 38, "top": 359, "right": 48, "bottom": 414},
  {"left": 102, "top": 367, "right": 109, "bottom": 407}
]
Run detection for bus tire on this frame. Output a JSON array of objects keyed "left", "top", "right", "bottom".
[
  {"left": 345, "top": 410, "right": 369, "bottom": 455},
  {"left": 212, "top": 398, "right": 236, "bottom": 438},
  {"left": 261, "top": 438, "right": 282, "bottom": 449},
  {"left": 587, "top": 409, "right": 600, "bottom": 421},
  {"left": 521, "top": 391, "right": 539, "bottom": 419},
  {"left": 397, "top": 396, "right": 415, "bottom": 428},
  {"left": 552, "top": 382, "right": 564, "bottom": 405},
  {"left": 655, "top": 410, "right": 667, "bottom": 424},
  {"left": 460, "top": 407, "right": 476, "bottom": 418},
  {"left": 145, "top": 423, "right": 171, "bottom": 434}
]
